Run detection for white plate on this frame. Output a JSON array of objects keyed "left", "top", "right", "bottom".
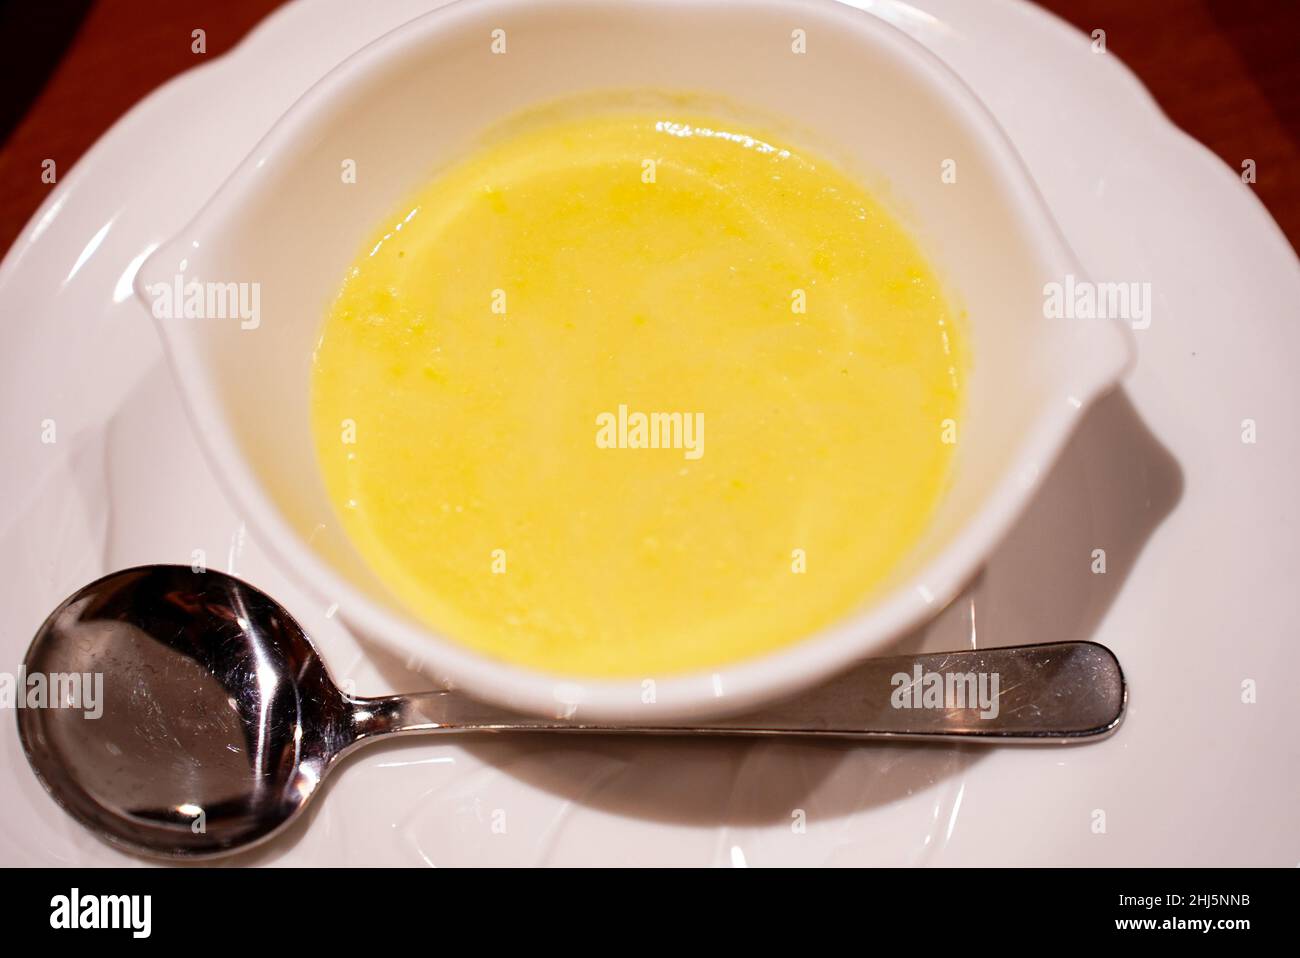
[{"left": 1, "top": 0, "right": 1297, "bottom": 866}]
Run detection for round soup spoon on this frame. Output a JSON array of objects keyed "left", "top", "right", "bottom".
[{"left": 17, "top": 565, "right": 1125, "bottom": 859}]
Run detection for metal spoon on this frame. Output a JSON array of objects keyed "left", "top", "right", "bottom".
[{"left": 16, "top": 565, "right": 1125, "bottom": 859}]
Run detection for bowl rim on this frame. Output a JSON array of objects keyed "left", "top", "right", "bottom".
[{"left": 138, "top": 0, "right": 1135, "bottom": 720}]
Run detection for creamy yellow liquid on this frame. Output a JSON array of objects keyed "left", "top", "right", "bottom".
[{"left": 312, "top": 106, "right": 964, "bottom": 676}]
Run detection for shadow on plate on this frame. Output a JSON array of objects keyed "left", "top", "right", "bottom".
[{"left": 352, "top": 386, "right": 1183, "bottom": 831}]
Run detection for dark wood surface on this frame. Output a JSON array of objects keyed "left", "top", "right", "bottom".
[{"left": 1, "top": 0, "right": 1297, "bottom": 256}]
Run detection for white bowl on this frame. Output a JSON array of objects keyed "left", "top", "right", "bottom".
[{"left": 136, "top": 0, "right": 1133, "bottom": 721}]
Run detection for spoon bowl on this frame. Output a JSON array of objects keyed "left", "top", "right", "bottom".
[{"left": 18, "top": 566, "right": 349, "bottom": 858}]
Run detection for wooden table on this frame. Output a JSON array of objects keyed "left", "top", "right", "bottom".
[{"left": 2, "top": 0, "right": 1297, "bottom": 255}]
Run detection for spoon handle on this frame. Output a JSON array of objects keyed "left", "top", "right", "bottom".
[{"left": 349, "top": 641, "right": 1125, "bottom": 744}]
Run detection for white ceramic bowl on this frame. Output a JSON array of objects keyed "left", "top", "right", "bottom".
[{"left": 136, "top": 0, "right": 1133, "bottom": 721}]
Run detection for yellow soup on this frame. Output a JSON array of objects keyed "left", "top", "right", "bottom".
[{"left": 312, "top": 106, "right": 964, "bottom": 677}]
